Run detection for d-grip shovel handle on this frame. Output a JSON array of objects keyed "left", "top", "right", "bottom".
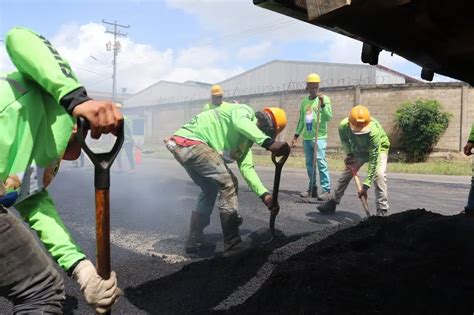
[
  {"left": 77, "top": 117, "right": 124, "bottom": 189},
  {"left": 268, "top": 151, "right": 289, "bottom": 240}
]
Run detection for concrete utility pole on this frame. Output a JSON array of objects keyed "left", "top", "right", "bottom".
[{"left": 103, "top": 20, "right": 130, "bottom": 103}]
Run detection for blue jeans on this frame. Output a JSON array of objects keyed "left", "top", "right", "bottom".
[
  {"left": 303, "top": 139, "right": 330, "bottom": 192},
  {"left": 467, "top": 175, "right": 474, "bottom": 211}
]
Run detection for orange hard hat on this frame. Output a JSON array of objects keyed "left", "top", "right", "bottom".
[
  {"left": 211, "top": 84, "right": 223, "bottom": 96},
  {"left": 263, "top": 107, "right": 287, "bottom": 137},
  {"left": 349, "top": 105, "right": 372, "bottom": 134}
]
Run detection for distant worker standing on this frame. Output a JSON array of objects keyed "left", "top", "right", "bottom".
[
  {"left": 292, "top": 73, "right": 332, "bottom": 201},
  {"left": 202, "top": 84, "right": 229, "bottom": 111},
  {"left": 318, "top": 105, "right": 390, "bottom": 216},
  {"left": 463, "top": 123, "right": 474, "bottom": 215},
  {"left": 117, "top": 113, "right": 136, "bottom": 173},
  {"left": 166, "top": 104, "right": 290, "bottom": 256}
]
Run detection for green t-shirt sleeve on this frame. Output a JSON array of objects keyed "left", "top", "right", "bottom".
[
  {"left": 231, "top": 107, "right": 270, "bottom": 146},
  {"left": 237, "top": 149, "right": 268, "bottom": 197},
  {"left": 202, "top": 103, "right": 210, "bottom": 112},
  {"left": 320, "top": 96, "right": 332, "bottom": 121},
  {"left": 5, "top": 27, "right": 83, "bottom": 104},
  {"left": 14, "top": 190, "right": 86, "bottom": 271},
  {"left": 339, "top": 122, "right": 353, "bottom": 155},
  {"left": 295, "top": 100, "right": 305, "bottom": 136},
  {"left": 363, "top": 129, "right": 383, "bottom": 188}
]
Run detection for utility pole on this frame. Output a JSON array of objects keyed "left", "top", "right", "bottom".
[{"left": 103, "top": 20, "right": 129, "bottom": 103}]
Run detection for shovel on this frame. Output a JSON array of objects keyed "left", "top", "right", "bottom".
[
  {"left": 348, "top": 165, "right": 371, "bottom": 218},
  {"left": 263, "top": 150, "right": 289, "bottom": 244},
  {"left": 77, "top": 118, "right": 124, "bottom": 314}
]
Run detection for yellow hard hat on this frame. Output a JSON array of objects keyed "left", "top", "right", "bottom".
[
  {"left": 306, "top": 73, "right": 321, "bottom": 83},
  {"left": 211, "top": 84, "right": 223, "bottom": 96},
  {"left": 263, "top": 107, "right": 287, "bottom": 136},
  {"left": 349, "top": 105, "right": 372, "bottom": 134}
]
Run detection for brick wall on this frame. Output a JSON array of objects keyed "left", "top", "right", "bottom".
[{"left": 142, "top": 82, "right": 473, "bottom": 152}]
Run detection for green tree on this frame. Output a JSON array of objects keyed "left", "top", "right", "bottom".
[{"left": 395, "top": 99, "right": 452, "bottom": 162}]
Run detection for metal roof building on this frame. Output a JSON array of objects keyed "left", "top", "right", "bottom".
[{"left": 123, "top": 60, "right": 417, "bottom": 108}]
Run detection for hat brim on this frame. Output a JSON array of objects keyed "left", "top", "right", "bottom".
[{"left": 349, "top": 123, "right": 371, "bottom": 135}]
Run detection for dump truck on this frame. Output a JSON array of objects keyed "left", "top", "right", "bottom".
[{"left": 253, "top": 0, "right": 474, "bottom": 84}]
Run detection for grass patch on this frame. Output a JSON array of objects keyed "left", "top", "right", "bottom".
[{"left": 251, "top": 154, "right": 471, "bottom": 176}]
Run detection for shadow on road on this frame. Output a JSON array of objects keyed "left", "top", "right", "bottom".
[{"left": 306, "top": 210, "right": 362, "bottom": 225}]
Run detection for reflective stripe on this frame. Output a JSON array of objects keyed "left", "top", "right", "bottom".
[{"left": 0, "top": 76, "right": 27, "bottom": 95}]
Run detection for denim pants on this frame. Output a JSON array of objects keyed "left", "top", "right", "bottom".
[
  {"left": 0, "top": 207, "right": 64, "bottom": 314},
  {"left": 167, "top": 142, "right": 239, "bottom": 217},
  {"left": 303, "top": 139, "right": 330, "bottom": 192}
]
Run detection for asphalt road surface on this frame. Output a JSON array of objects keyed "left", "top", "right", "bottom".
[{"left": 0, "top": 157, "right": 470, "bottom": 314}]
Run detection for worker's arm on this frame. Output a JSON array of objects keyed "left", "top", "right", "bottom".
[
  {"left": 231, "top": 107, "right": 273, "bottom": 148},
  {"left": 338, "top": 122, "right": 353, "bottom": 155},
  {"left": 5, "top": 27, "right": 90, "bottom": 114},
  {"left": 237, "top": 148, "right": 268, "bottom": 198},
  {"left": 319, "top": 96, "right": 332, "bottom": 121},
  {"left": 14, "top": 190, "right": 86, "bottom": 272},
  {"left": 363, "top": 130, "right": 383, "bottom": 188},
  {"left": 294, "top": 100, "right": 305, "bottom": 138}
]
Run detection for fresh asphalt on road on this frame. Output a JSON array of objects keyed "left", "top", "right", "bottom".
[{"left": 0, "top": 157, "right": 470, "bottom": 314}]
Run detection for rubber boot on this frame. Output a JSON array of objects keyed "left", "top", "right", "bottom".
[
  {"left": 185, "top": 211, "right": 210, "bottom": 254},
  {"left": 317, "top": 198, "right": 337, "bottom": 214},
  {"left": 376, "top": 209, "right": 388, "bottom": 217},
  {"left": 220, "top": 211, "right": 248, "bottom": 257}
]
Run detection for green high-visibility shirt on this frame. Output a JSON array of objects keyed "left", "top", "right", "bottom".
[
  {"left": 295, "top": 95, "right": 332, "bottom": 140},
  {"left": 202, "top": 101, "right": 230, "bottom": 112},
  {"left": 0, "top": 27, "right": 86, "bottom": 270},
  {"left": 174, "top": 103, "right": 270, "bottom": 197},
  {"left": 469, "top": 124, "right": 474, "bottom": 142},
  {"left": 339, "top": 117, "right": 390, "bottom": 188}
]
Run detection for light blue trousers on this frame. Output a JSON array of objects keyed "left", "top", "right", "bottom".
[{"left": 303, "top": 139, "right": 331, "bottom": 192}]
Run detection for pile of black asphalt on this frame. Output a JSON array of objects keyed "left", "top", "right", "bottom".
[{"left": 126, "top": 209, "right": 474, "bottom": 314}]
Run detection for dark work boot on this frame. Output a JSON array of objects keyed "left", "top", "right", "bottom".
[
  {"left": 185, "top": 211, "right": 211, "bottom": 254},
  {"left": 376, "top": 209, "right": 388, "bottom": 217},
  {"left": 220, "top": 211, "right": 248, "bottom": 257},
  {"left": 317, "top": 198, "right": 337, "bottom": 214}
]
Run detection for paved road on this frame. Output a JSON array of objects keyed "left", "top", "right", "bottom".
[{"left": 0, "top": 158, "right": 470, "bottom": 314}]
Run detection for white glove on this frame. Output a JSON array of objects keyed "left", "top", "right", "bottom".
[{"left": 72, "top": 259, "right": 122, "bottom": 314}]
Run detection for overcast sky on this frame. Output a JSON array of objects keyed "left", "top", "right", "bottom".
[{"left": 0, "top": 0, "right": 454, "bottom": 94}]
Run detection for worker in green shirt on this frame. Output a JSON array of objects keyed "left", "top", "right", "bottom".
[
  {"left": 292, "top": 73, "right": 332, "bottom": 201},
  {"left": 202, "top": 84, "right": 230, "bottom": 111},
  {"left": 0, "top": 27, "right": 122, "bottom": 313},
  {"left": 318, "top": 105, "right": 390, "bottom": 216},
  {"left": 463, "top": 124, "right": 474, "bottom": 215},
  {"left": 166, "top": 104, "right": 290, "bottom": 256}
]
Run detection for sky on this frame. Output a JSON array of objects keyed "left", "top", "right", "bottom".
[{"left": 0, "top": 0, "right": 455, "bottom": 94}]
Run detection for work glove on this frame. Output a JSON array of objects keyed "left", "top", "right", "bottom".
[
  {"left": 72, "top": 259, "right": 122, "bottom": 314},
  {"left": 464, "top": 142, "right": 473, "bottom": 156},
  {"left": 268, "top": 141, "right": 291, "bottom": 157},
  {"left": 358, "top": 185, "right": 369, "bottom": 200},
  {"left": 344, "top": 154, "right": 356, "bottom": 166}
]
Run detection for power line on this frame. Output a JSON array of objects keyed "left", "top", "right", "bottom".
[{"left": 103, "top": 19, "right": 130, "bottom": 103}]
